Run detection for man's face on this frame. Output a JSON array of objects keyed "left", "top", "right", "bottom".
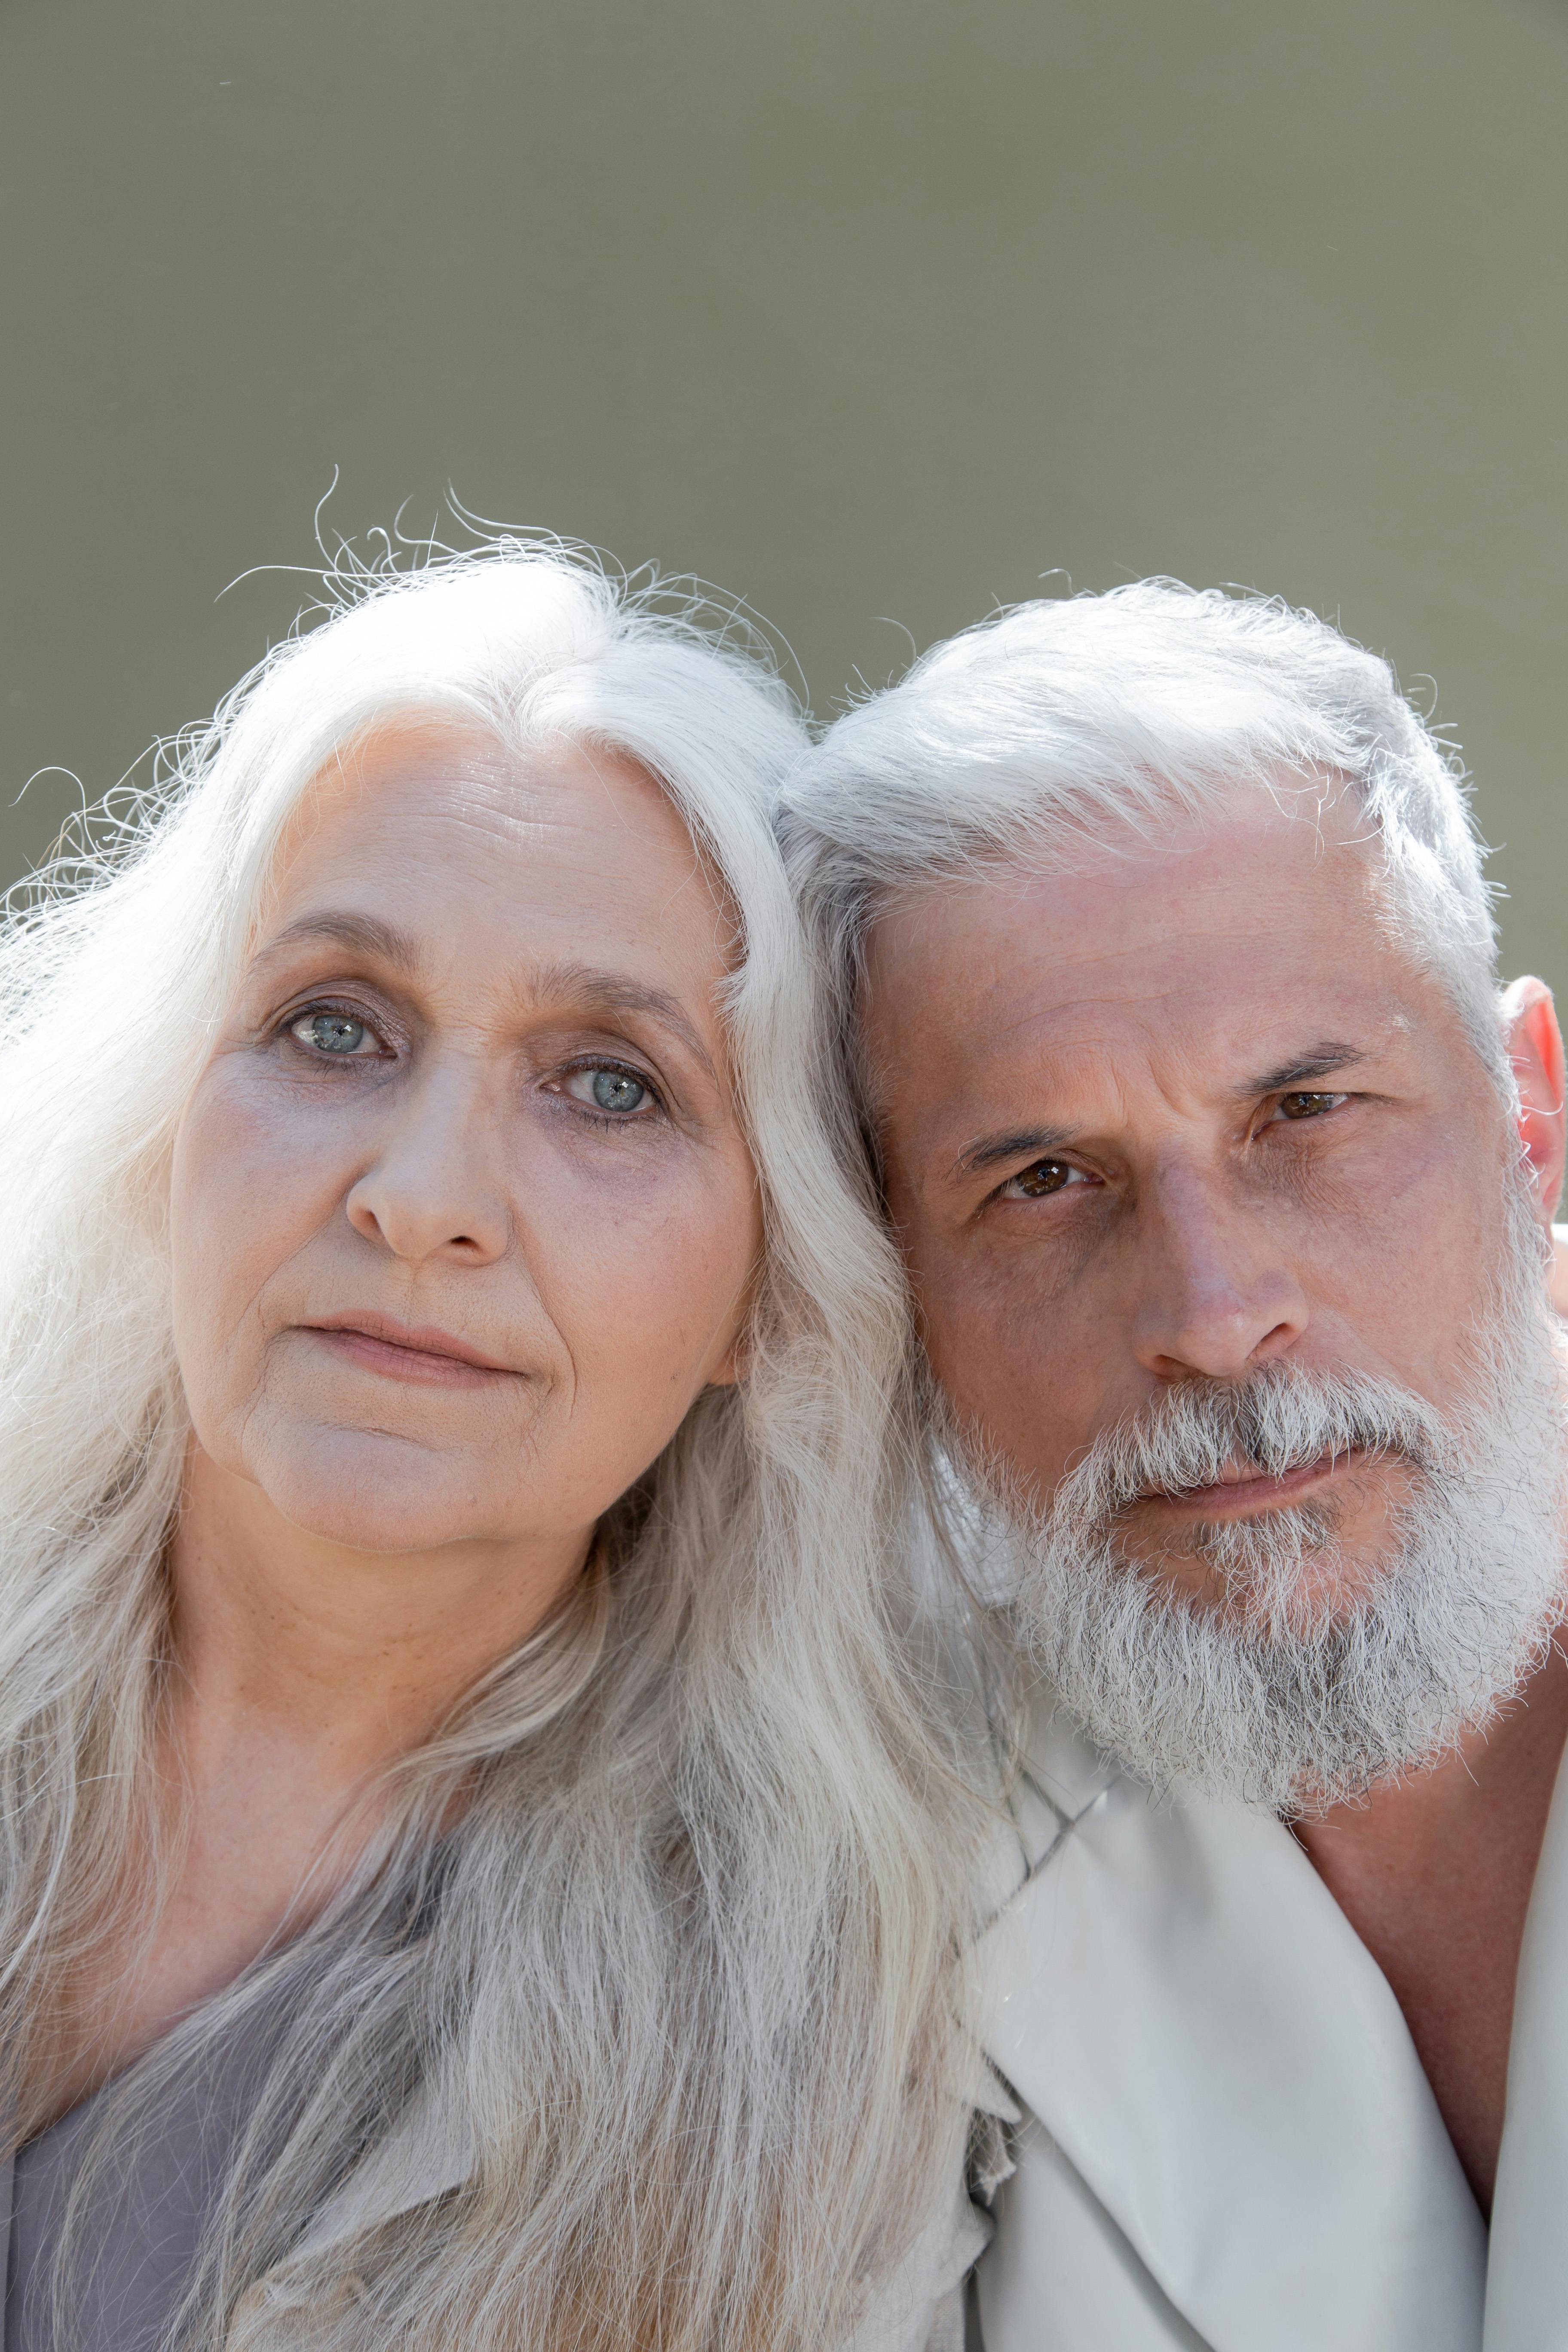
[{"left": 865, "top": 792, "right": 1560, "bottom": 1626}]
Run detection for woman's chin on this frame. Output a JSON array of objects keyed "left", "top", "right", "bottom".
[{"left": 258, "top": 1430, "right": 505, "bottom": 1556}]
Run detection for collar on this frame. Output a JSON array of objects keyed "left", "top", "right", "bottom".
[
  {"left": 1482, "top": 1724, "right": 1568, "bottom": 2348},
  {"left": 226, "top": 2075, "right": 474, "bottom": 2343},
  {"left": 977, "top": 1696, "right": 1487, "bottom": 2352}
]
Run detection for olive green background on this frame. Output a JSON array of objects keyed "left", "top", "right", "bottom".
[{"left": 3, "top": 0, "right": 1566, "bottom": 977}]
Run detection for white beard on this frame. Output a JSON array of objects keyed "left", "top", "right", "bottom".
[{"left": 947, "top": 1200, "right": 1568, "bottom": 1815}]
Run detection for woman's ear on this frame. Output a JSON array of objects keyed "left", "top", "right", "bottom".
[
  {"left": 704, "top": 1247, "right": 763, "bottom": 1389},
  {"left": 705, "top": 1317, "right": 752, "bottom": 1389},
  {"left": 1502, "top": 976, "right": 1567, "bottom": 1226}
]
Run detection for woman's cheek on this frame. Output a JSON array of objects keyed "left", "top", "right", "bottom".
[
  {"left": 551, "top": 1190, "right": 755, "bottom": 1405},
  {"left": 169, "top": 1069, "right": 338, "bottom": 1422}
]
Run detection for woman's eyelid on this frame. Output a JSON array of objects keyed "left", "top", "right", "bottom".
[
  {"left": 270, "top": 981, "right": 414, "bottom": 1064},
  {"left": 273, "top": 975, "right": 404, "bottom": 1031},
  {"left": 549, "top": 1035, "right": 679, "bottom": 1107},
  {"left": 555, "top": 1055, "right": 668, "bottom": 1115},
  {"left": 284, "top": 1004, "right": 394, "bottom": 1059}
]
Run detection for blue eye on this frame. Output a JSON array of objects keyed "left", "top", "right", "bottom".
[
  {"left": 564, "top": 1066, "right": 653, "bottom": 1116},
  {"left": 593, "top": 1069, "right": 646, "bottom": 1113},
  {"left": 291, "top": 1011, "right": 372, "bottom": 1056}
]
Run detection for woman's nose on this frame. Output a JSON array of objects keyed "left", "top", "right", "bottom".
[
  {"left": 344, "top": 1055, "right": 511, "bottom": 1266},
  {"left": 1130, "top": 1162, "right": 1308, "bottom": 1384}
]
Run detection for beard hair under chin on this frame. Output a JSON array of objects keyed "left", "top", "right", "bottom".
[{"left": 950, "top": 1200, "right": 1568, "bottom": 1816}]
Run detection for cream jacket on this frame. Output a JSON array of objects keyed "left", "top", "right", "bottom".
[{"left": 969, "top": 1700, "right": 1568, "bottom": 2351}]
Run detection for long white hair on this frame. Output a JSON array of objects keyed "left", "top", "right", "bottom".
[{"left": 0, "top": 541, "right": 981, "bottom": 2348}]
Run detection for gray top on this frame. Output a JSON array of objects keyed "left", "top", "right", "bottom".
[
  {"left": 2, "top": 2021, "right": 269, "bottom": 2352},
  {"left": 0, "top": 2002, "right": 983, "bottom": 2352}
]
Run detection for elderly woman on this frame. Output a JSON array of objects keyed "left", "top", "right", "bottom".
[{"left": 0, "top": 547, "right": 984, "bottom": 2350}]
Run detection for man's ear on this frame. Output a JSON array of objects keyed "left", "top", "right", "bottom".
[{"left": 1501, "top": 976, "right": 1566, "bottom": 1225}]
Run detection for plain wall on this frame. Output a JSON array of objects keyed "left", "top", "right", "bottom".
[{"left": 3, "top": 0, "right": 1565, "bottom": 977}]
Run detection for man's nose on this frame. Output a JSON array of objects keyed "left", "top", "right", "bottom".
[
  {"left": 1130, "top": 1162, "right": 1308, "bottom": 1383},
  {"left": 344, "top": 1054, "right": 511, "bottom": 1266}
]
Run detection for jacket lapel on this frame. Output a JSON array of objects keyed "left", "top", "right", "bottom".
[
  {"left": 1484, "top": 1733, "right": 1568, "bottom": 2349},
  {"left": 226, "top": 2079, "right": 473, "bottom": 2347},
  {"left": 980, "top": 1708, "right": 1487, "bottom": 2352}
]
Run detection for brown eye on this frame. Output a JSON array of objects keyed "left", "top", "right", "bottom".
[
  {"left": 1007, "top": 1159, "right": 1073, "bottom": 1198},
  {"left": 1276, "top": 1090, "right": 1344, "bottom": 1121}
]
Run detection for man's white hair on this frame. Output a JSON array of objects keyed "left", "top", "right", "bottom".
[
  {"left": 775, "top": 578, "right": 1551, "bottom": 1805},
  {"left": 779, "top": 579, "right": 1508, "bottom": 1131},
  {"left": 0, "top": 539, "right": 983, "bottom": 2349}
]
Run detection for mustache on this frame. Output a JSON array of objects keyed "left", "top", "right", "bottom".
[{"left": 1052, "top": 1362, "right": 1446, "bottom": 1529}]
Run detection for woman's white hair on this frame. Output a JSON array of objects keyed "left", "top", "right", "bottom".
[
  {"left": 0, "top": 541, "right": 982, "bottom": 2348},
  {"left": 779, "top": 579, "right": 1509, "bottom": 1141}
]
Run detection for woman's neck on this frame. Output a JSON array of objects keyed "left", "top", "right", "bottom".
[
  {"left": 172, "top": 1440, "right": 593, "bottom": 1782},
  {"left": 43, "top": 1443, "right": 592, "bottom": 2121}
]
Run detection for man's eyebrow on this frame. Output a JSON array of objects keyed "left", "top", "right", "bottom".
[
  {"left": 946, "top": 1046, "right": 1370, "bottom": 1182},
  {"left": 1240, "top": 1043, "right": 1368, "bottom": 1097},
  {"left": 949, "top": 1126, "right": 1079, "bottom": 1184}
]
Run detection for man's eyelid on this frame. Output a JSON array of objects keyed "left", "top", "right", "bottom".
[
  {"left": 983, "top": 1152, "right": 1101, "bottom": 1207},
  {"left": 1258, "top": 1086, "right": 1357, "bottom": 1128}
]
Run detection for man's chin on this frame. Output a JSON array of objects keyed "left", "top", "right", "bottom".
[
  {"left": 1014, "top": 1503, "right": 1560, "bottom": 1815},
  {"left": 1127, "top": 1533, "right": 1400, "bottom": 1643}
]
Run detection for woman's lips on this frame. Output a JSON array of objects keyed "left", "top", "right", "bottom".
[
  {"left": 1136, "top": 1447, "right": 1365, "bottom": 1521},
  {"left": 301, "top": 1314, "right": 516, "bottom": 1389}
]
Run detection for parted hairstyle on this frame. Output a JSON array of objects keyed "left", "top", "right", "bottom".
[
  {"left": 0, "top": 541, "right": 982, "bottom": 2350},
  {"left": 778, "top": 578, "right": 1509, "bottom": 1164}
]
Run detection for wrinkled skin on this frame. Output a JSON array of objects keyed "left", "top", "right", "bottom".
[
  {"left": 864, "top": 790, "right": 1568, "bottom": 2211},
  {"left": 60, "top": 726, "right": 761, "bottom": 2111}
]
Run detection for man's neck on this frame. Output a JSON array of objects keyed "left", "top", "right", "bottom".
[{"left": 1292, "top": 1635, "right": 1568, "bottom": 2216}]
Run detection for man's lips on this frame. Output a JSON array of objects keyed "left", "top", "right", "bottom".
[
  {"left": 299, "top": 1313, "right": 518, "bottom": 1389},
  {"left": 1133, "top": 1446, "right": 1369, "bottom": 1521}
]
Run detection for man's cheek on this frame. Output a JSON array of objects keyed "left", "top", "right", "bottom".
[
  {"left": 936, "top": 1298, "right": 1051, "bottom": 1426},
  {"left": 1303, "top": 1225, "right": 1473, "bottom": 1367}
]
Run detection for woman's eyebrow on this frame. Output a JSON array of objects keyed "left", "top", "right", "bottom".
[
  {"left": 261, "top": 910, "right": 419, "bottom": 968},
  {"left": 254, "top": 925, "right": 720, "bottom": 1083},
  {"left": 527, "top": 959, "right": 718, "bottom": 1082}
]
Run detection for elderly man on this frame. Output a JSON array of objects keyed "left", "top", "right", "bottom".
[{"left": 782, "top": 584, "right": 1568, "bottom": 2351}]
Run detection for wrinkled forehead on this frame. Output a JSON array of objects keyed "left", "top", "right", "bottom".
[
  {"left": 859, "top": 787, "right": 1443, "bottom": 1140},
  {"left": 868, "top": 771, "right": 1381, "bottom": 952},
  {"left": 269, "top": 717, "right": 699, "bottom": 878},
  {"left": 236, "top": 720, "right": 745, "bottom": 1062},
  {"left": 249, "top": 717, "right": 741, "bottom": 964}
]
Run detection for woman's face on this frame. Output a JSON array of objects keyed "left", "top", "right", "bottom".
[{"left": 170, "top": 727, "right": 762, "bottom": 1557}]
